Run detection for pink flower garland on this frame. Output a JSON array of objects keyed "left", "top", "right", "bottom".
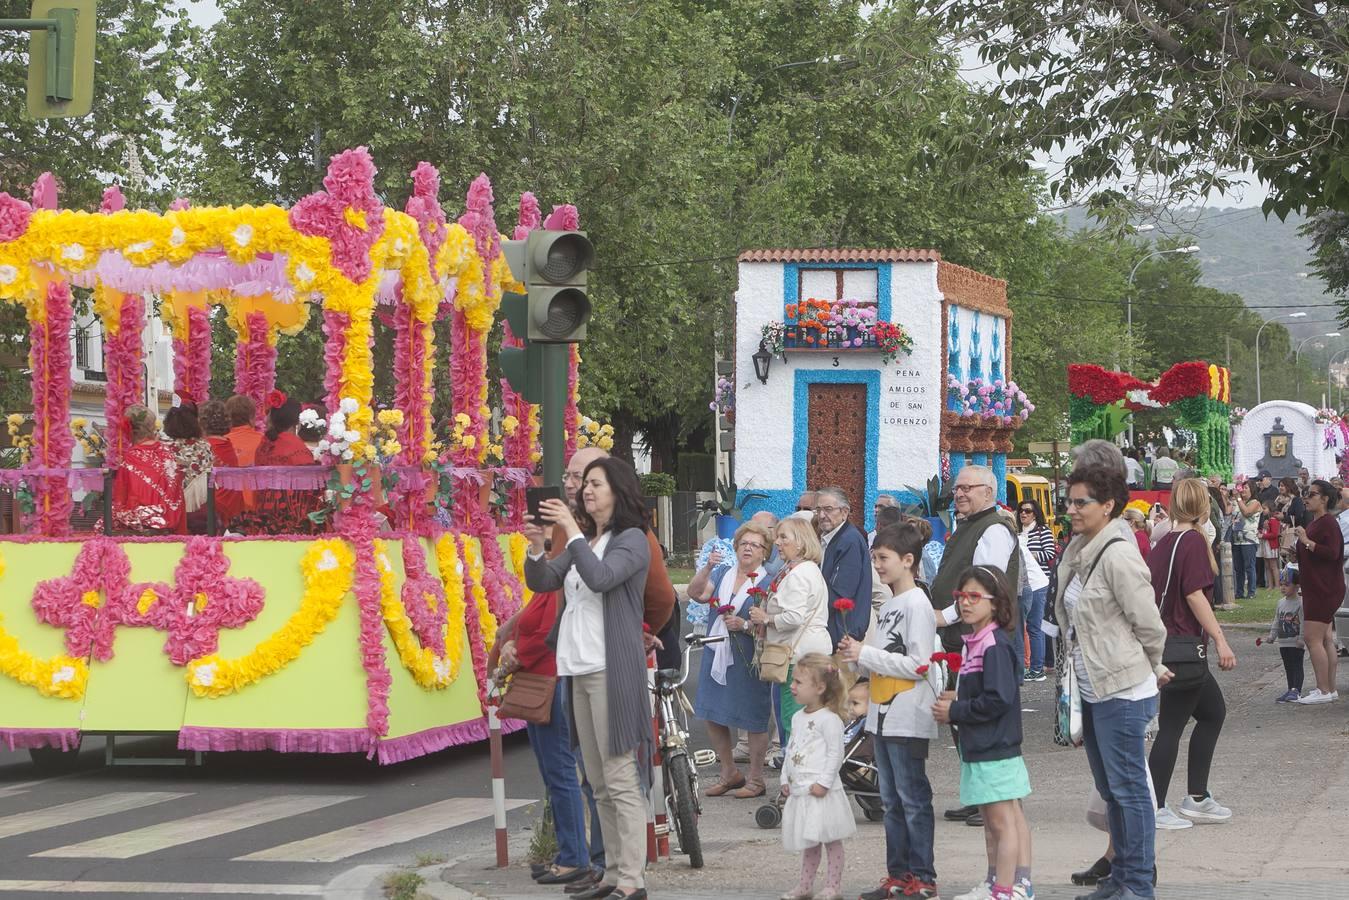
[
  {"left": 338, "top": 507, "right": 391, "bottom": 749},
  {"left": 31, "top": 172, "right": 57, "bottom": 210},
  {"left": 399, "top": 538, "right": 448, "bottom": 655},
  {"left": 289, "top": 147, "right": 386, "bottom": 283},
  {"left": 235, "top": 311, "right": 276, "bottom": 428},
  {"left": 27, "top": 280, "right": 75, "bottom": 535},
  {"left": 321, "top": 310, "right": 348, "bottom": 412},
  {"left": 172, "top": 305, "right": 211, "bottom": 404},
  {"left": 99, "top": 185, "right": 125, "bottom": 213},
  {"left": 458, "top": 535, "right": 491, "bottom": 711},
  {"left": 104, "top": 293, "right": 146, "bottom": 466}
]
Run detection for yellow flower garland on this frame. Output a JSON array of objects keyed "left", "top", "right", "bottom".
[
  {"left": 459, "top": 534, "right": 497, "bottom": 651},
  {"left": 373, "top": 539, "right": 455, "bottom": 689},
  {"left": 185, "top": 539, "right": 354, "bottom": 698},
  {"left": 0, "top": 550, "right": 89, "bottom": 700},
  {"left": 433, "top": 534, "right": 468, "bottom": 681},
  {"left": 508, "top": 532, "right": 534, "bottom": 606}
]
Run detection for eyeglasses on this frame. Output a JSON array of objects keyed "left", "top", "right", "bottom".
[
  {"left": 815, "top": 505, "right": 843, "bottom": 514},
  {"left": 1065, "top": 497, "right": 1100, "bottom": 509},
  {"left": 953, "top": 483, "right": 988, "bottom": 494},
  {"left": 738, "top": 541, "right": 768, "bottom": 552},
  {"left": 953, "top": 591, "right": 994, "bottom": 604},
  {"left": 563, "top": 471, "right": 584, "bottom": 484}
]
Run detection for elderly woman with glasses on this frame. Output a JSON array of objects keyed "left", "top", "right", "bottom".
[
  {"left": 687, "top": 520, "right": 777, "bottom": 798},
  {"left": 1017, "top": 501, "right": 1056, "bottom": 682}
]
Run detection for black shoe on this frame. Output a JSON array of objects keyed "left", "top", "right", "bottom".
[
  {"left": 965, "top": 811, "right": 984, "bottom": 826},
  {"left": 572, "top": 883, "right": 617, "bottom": 900},
  {"left": 532, "top": 864, "right": 550, "bottom": 880},
  {"left": 602, "top": 892, "right": 646, "bottom": 900},
  {"left": 1074, "top": 882, "right": 1122, "bottom": 900},
  {"left": 565, "top": 872, "right": 603, "bottom": 894},
  {"left": 539, "top": 868, "right": 591, "bottom": 886},
  {"left": 1153, "top": 865, "right": 1158, "bottom": 887},
  {"left": 943, "top": 804, "right": 978, "bottom": 821},
  {"left": 1071, "top": 857, "right": 1112, "bottom": 886}
]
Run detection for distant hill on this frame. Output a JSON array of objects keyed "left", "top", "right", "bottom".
[{"left": 1057, "top": 207, "right": 1344, "bottom": 339}]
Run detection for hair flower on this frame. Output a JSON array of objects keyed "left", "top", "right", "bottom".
[{"left": 267, "top": 389, "right": 287, "bottom": 409}]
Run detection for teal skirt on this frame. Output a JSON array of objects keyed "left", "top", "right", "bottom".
[{"left": 960, "top": 756, "right": 1031, "bottom": 807}]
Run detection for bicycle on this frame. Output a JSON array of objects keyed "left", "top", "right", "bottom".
[{"left": 650, "top": 632, "right": 723, "bottom": 869}]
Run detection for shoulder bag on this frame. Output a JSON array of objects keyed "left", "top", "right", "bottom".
[
  {"left": 496, "top": 670, "right": 557, "bottom": 724},
  {"left": 1158, "top": 530, "right": 1209, "bottom": 692},
  {"left": 1056, "top": 536, "right": 1126, "bottom": 748},
  {"left": 755, "top": 564, "right": 824, "bottom": 684}
]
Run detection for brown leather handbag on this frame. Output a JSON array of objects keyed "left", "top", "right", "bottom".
[{"left": 496, "top": 671, "right": 557, "bottom": 724}]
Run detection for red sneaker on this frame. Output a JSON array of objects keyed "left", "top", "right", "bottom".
[{"left": 902, "top": 879, "right": 940, "bottom": 899}]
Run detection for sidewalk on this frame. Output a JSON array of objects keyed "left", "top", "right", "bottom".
[{"left": 436, "top": 638, "right": 1349, "bottom": 899}]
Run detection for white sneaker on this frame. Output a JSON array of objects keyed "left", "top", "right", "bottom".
[
  {"left": 1296, "top": 689, "right": 1334, "bottom": 705},
  {"left": 1012, "top": 882, "right": 1034, "bottom": 900},
  {"left": 1154, "top": 806, "right": 1194, "bottom": 830},
  {"left": 954, "top": 882, "right": 992, "bottom": 900},
  {"left": 1179, "top": 794, "right": 1232, "bottom": 822}
]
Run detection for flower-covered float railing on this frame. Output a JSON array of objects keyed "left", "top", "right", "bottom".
[
  {"left": 0, "top": 150, "right": 581, "bottom": 763},
  {"left": 1067, "top": 362, "right": 1233, "bottom": 478}
]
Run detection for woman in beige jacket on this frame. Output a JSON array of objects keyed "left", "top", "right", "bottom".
[
  {"left": 749, "top": 516, "right": 832, "bottom": 746},
  {"left": 1054, "top": 464, "right": 1170, "bottom": 900}
]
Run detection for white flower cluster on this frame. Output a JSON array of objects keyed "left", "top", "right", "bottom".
[{"left": 317, "top": 397, "right": 361, "bottom": 461}]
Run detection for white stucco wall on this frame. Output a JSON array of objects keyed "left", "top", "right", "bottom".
[
  {"left": 732, "top": 259, "right": 944, "bottom": 510},
  {"left": 1233, "top": 401, "right": 1336, "bottom": 479}
]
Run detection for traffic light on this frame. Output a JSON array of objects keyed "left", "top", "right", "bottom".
[
  {"left": 498, "top": 229, "right": 594, "bottom": 487},
  {"left": 5, "top": 0, "right": 99, "bottom": 119},
  {"left": 499, "top": 230, "right": 593, "bottom": 342}
]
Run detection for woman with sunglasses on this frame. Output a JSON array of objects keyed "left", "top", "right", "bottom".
[
  {"left": 1017, "top": 502, "right": 1056, "bottom": 682},
  {"left": 1291, "top": 479, "right": 1343, "bottom": 705},
  {"left": 1054, "top": 464, "right": 1169, "bottom": 900},
  {"left": 687, "top": 520, "right": 776, "bottom": 798}
]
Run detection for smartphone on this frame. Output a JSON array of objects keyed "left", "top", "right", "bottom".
[{"left": 526, "top": 485, "right": 564, "bottom": 524}]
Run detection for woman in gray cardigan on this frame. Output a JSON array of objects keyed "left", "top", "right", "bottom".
[{"left": 525, "top": 457, "right": 653, "bottom": 900}]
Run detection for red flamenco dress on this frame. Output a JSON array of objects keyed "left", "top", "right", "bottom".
[
  {"left": 111, "top": 440, "right": 187, "bottom": 535},
  {"left": 231, "top": 432, "right": 323, "bottom": 535}
]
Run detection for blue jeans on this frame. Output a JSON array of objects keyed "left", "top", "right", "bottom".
[
  {"left": 1232, "top": 543, "right": 1257, "bottom": 599},
  {"left": 1081, "top": 694, "right": 1159, "bottom": 899},
  {"left": 1019, "top": 586, "right": 1048, "bottom": 672},
  {"left": 527, "top": 683, "right": 590, "bottom": 868},
  {"left": 873, "top": 736, "right": 936, "bottom": 883}
]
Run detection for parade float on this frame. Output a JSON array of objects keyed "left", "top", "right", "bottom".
[
  {"left": 0, "top": 149, "right": 582, "bottom": 764},
  {"left": 1067, "top": 362, "right": 1234, "bottom": 481}
]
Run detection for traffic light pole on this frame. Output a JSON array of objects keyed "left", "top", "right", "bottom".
[{"left": 541, "top": 343, "right": 569, "bottom": 488}]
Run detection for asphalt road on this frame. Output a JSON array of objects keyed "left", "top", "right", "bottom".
[{"left": 0, "top": 726, "right": 550, "bottom": 899}]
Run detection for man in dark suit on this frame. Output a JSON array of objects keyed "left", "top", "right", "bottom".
[{"left": 813, "top": 486, "right": 873, "bottom": 646}]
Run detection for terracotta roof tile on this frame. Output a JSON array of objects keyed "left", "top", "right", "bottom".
[{"left": 737, "top": 248, "right": 942, "bottom": 263}]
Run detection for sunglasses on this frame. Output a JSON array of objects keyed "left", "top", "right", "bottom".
[
  {"left": 953, "top": 591, "right": 994, "bottom": 604},
  {"left": 1019, "top": 507, "right": 1035, "bottom": 514},
  {"left": 1066, "top": 497, "right": 1100, "bottom": 509}
]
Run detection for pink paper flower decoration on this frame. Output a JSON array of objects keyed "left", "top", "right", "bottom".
[
  {"left": 0, "top": 192, "right": 33, "bottom": 242},
  {"left": 31, "top": 172, "right": 57, "bottom": 210},
  {"left": 99, "top": 186, "right": 126, "bottom": 214},
  {"left": 543, "top": 204, "right": 579, "bottom": 230},
  {"left": 514, "top": 192, "right": 542, "bottom": 241},
  {"left": 289, "top": 147, "right": 386, "bottom": 283}
]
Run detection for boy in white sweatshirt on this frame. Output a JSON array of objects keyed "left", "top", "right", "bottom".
[{"left": 840, "top": 521, "right": 941, "bottom": 900}]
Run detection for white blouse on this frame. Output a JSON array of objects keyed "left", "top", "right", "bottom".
[{"left": 555, "top": 532, "right": 612, "bottom": 677}]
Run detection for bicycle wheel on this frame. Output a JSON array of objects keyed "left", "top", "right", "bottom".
[{"left": 665, "top": 751, "right": 703, "bottom": 868}]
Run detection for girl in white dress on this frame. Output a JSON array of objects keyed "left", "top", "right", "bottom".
[{"left": 779, "top": 653, "right": 857, "bottom": 900}]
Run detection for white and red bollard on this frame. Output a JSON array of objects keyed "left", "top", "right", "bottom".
[
  {"left": 646, "top": 649, "right": 670, "bottom": 862},
  {"left": 487, "top": 699, "right": 509, "bottom": 867}
]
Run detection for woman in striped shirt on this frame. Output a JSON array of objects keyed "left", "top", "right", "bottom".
[{"left": 1017, "top": 502, "right": 1057, "bottom": 681}]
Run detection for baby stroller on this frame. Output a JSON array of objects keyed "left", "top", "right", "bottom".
[{"left": 755, "top": 714, "right": 886, "bottom": 828}]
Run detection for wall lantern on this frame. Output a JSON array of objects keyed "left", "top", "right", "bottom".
[{"left": 752, "top": 340, "right": 772, "bottom": 385}]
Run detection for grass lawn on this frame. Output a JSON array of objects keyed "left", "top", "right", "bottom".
[
  {"left": 1215, "top": 587, "right": 1280, "bottom": 625},
  {"left": 669, "top": 568, "right": 694, "bottom": 585}
]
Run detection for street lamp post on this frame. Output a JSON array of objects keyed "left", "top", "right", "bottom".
[
  {"left": 1126, "top": 244, "right": 1199, "bottom": 444},
  {"left": 1329, "top": 348, "right": 1349, "bottom": 410},
  {"left": 1255, "top": 311, "right": 1308, "bottom": 405},
  {"left": 1294, "top": 333, "right": 1341, "bottom": 403}
]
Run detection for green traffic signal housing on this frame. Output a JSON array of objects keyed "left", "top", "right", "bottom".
[
  {"left": 0, "top": 0, "right": 98, "bottom": 119},
  {"left": 500, "top": 230, "right": 594, "bottom": 342}
]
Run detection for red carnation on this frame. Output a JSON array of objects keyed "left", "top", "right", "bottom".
[
  {"left": 747, "top": 586, "right": 767, "bottom": 599},
  {"left": 833, "top": 597, "right": 855, "bottom": 613},
  {"left": 930, "top": 652, "right": 946, "bottom": 663},
  {"left": 266, "top": 389, "right": 288, "bottom": 410},
  {"left": 642, "top": 622, "right": 651, "bottom": 634},
  {"left": 716, "top": 604, "right": 736, "bottom": 616},
  {"left": 945, "top": 652, "right": 963, "bottom": 672},
  {"left": 915, "top": 664, "right": 930, "bottom": 676},
  {"left": 747, "top": 572, "right": 760, "bottom": 580}
]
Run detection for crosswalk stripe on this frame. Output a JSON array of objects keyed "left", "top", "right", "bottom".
[
  {"left": 0, "top": 774, "right": 80, "bottom": 800},
  {"left": 0, "top": 792, "right": 189, "bottom": 840},
  {"left": 0, "top": 880, "right": 323, "bottom": 895},
  {"left": 236, "top": 796, "right": 534, "bottom": 862},
  {"left": 32, "top": 794, "right": 358, "bottom": 859}
]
